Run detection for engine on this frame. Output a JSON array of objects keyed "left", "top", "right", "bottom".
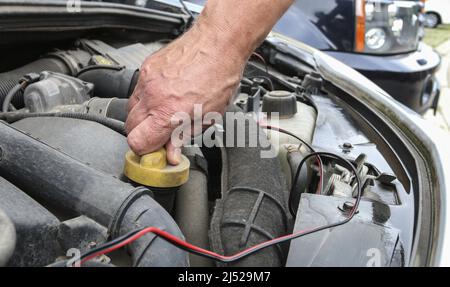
[{"left": 0, "top": 38, "right": 404, "bottom": 267}]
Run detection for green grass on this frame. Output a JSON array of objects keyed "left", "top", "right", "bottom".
[{"left": 424, "top": 24, "right": 450, "bottom": 48}]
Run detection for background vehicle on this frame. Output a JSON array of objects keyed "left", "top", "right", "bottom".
[
  {"left": 185, "top": 0, "right": 441, "bottom": 115},
  {"left": 424, "top": 0, "right": 450, "bottom": 28},
  {"left": 0, "top": 0, "right": 449, "bottom": 267}
]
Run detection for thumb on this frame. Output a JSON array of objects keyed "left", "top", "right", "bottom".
[
  {"left": 127, "top": 115, "right": 173, "bottom": 156},
  {"left": 165, "top": 141, "right": 182, "bottom": 166}
]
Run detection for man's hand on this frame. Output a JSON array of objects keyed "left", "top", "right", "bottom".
[
  {"left": 126, "top": 22, "right": 245, "bottom": 164},
  {"left": 126, "top": 0, "right": 293, "bottom": 164}
]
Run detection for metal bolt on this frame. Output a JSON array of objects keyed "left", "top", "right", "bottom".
[
  {"left": 341, "top": 142, "right": 354, "bottom": 154},
  {"left": 343, "top": 142, "right": 353, "bottom": 149},
  {"left": 338, "top": 201, "right": 358, "bottom": 214}
]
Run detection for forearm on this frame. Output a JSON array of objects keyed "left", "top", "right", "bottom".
[{"left": 193, "top": 0, "right": 293, "bottom": 61}]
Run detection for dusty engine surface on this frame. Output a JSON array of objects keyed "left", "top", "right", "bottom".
[{"left": 0, "top": 38, "right": 404, "bottom": 267}]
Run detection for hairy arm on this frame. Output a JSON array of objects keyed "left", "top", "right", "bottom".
[
  {"left": 196, "top": 0, "right": 294, "bottom": 60},
  {"left": 126, "top": 0, "right": 293, "bottom": 164}
]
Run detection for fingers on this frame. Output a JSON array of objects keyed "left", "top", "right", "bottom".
[
  {"left": 125, "top": 101, "right": 150, "bottom": 134},
  {"left": 126, "top": 84, "right": 186, "bottom": 166},
  {"left": 127, "top": 114, "right": 173, "bottom": 156},
  {"left": 165, "top": 121, "right": 206, "bottom": 165},
  {"left": 165, "top": 141, "right": 182, "bottom": 165}
]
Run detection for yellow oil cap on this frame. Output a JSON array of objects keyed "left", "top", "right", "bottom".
[{"left": 123, "top": 149, "right": 190, "bottom": 188}]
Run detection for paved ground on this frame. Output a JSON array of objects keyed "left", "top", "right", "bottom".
[{"left": 423, "top": 40, "right": 450, "bottom": 133}]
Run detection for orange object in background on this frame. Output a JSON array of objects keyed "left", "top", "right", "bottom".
[{"left": 355, "top": 0, "right": 366, "bottom": 52}]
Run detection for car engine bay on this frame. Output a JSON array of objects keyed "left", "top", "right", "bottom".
[{"left": 0, "top": 33, "right": 415, "bottom": 267}]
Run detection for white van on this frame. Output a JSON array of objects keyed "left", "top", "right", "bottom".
[{"left": 424, "top": 0, "right": 450, "bottom": 27}]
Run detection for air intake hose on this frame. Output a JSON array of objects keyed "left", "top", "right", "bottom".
[
  {"left": 0, "top": 122, "right": 188, "bottom": 267},
  {"left": 210, "top": 110, "right": 289, "bottom": 267},
  {"left": 77, "top": 67, "right": 139, "bottom": 99}
]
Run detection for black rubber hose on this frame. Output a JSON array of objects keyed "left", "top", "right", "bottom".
[
  {"left": 1, "top": 112, "right": 126, "bottom": 135},
  {"left": 210, "top": 110, "right": 289, "bottom": 267},
  {"left": 0, "top": 122, "right": 188, "bottom": 267},
  {"left": 77, "top": 67, "right": 139, "bottom": 99},
  {"left": 0, "top": 177, "right": 60, "bottom": 267},
  {"left": 106, "top": 98, "right": 129, "bottom": 122},
  {"left": 84, "top": 98, "right": 129, "bottom": 122},
  {"left": 0, "top": 207, "right": 16, "bottom": 267},
  {"left": 0, "top": 57, "right": 70, "bottom": 108}
]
